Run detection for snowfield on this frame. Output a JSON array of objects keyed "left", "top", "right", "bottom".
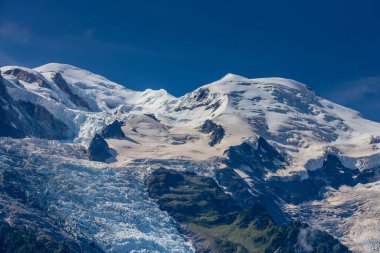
[{"left": 2, "top": 63, "right": 380, "bottom": 175}]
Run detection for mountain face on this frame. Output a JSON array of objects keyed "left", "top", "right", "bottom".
[
  {"left": 88, "top": 133, "right": 112, "bottom": 162},
  {"left": 0, "top": 71, "right": 73, "bottom": 139},
  {"left": 0, "top": 63, "right": 379, "bottom": 252},
  {"left": 147, "top": 168, "right": 349, "bottom": 253}
]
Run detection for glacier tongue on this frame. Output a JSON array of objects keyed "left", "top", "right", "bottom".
[{"left": 0, "top": 138, "right": 195, "bottom": 253}]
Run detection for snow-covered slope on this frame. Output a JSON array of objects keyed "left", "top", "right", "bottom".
[
  {"left": 1, "top": 63, "right": 380, "bottom": 252},
  {"left": 3, "top": 63, "right": 379, "bottom": 175},
  {"left": 168, "top": 73, "right": 380, "bottom": 176}
]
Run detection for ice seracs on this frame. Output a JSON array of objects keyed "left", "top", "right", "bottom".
[{"left": 0, "top": 137, "right": 195, "bottom": 253}]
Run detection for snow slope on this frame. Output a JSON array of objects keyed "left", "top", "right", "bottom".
[{"left": 4, "top": 63, "right": 379, "bottom": 176}]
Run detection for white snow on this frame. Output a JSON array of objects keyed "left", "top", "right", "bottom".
[{"left": 2, "top": 64, "right": 380, "bottom": 174}]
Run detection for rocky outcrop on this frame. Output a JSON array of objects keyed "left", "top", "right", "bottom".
[
  {"left": 175, "top": 88, "right": 221, "bottom": 112},
  {"left": 0, "top": 220, "right": 73, "bottom": 253},
  {"left": 218, "top": 138, "right": 378, "bottom": 224},
  {"left": 101, "top": 120, "right": 125, "bottom": 139},
  {"left": 88, "top": 134, "right": 112, "bottom": 162},
  {"left": 224, "top": 137, "right": 286, "bottom": 172},
  {"left": 51, "top": 72, "right": 91, "bottom": 110},
  {"left": 144, "top": 113, "right": 160, "bottom": 122},
  {"left": 3, "top": 68, "right": 51, "bottom": 89},
  {"left": 200, "top": 119, "right": 225, "bottom": 146},
  {"left": 147, "top": 168, "right": 350, "bottom": 253},
  {"left": 0, "top": 74, "right": 73, "bottom": 139}
]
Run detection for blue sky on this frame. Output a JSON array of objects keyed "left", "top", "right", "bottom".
[{"left": 1, "top": 0, "right": 380, "bottom": 121}]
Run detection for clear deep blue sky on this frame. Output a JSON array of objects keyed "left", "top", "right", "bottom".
[{"left": 1, "top": 0, "right": 380, "bottom": 121}]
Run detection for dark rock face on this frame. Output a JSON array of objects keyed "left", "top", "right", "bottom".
[
  {"left": 267, "top": 154, "right": 374, "bottom": 205},
  {"left": 309, "top": 155, "right": 358, "bottom": 188},
  {"left": 200, "top": 120, "right": 225, "bottom": 146},
  {"left": 215, "top": 168, "right": 292, "bottom": 225},
  {"left": 0, "top": 76, "right": 73, "bottom": 140},
  {"left": 200, "top": 119, "right": 217, "bottom": 133},
  {"left": 206, "top": 99, "right": 221, "bottom": 112},
  {"left": 225, "top": 137, "right": 286, "bottom": 172},
  {"left": 51, "top": 72, "right": 91, "bottom": 110},
  {"left": 101, "top": 120, "right": 126, "bottom": 139},
  {"left": 147, "top": 168, "right": 350, "bottom": 253},
  {"left": 175, "top": 88, "right": 221, "bottom": 112},
  {"left": 194, "top": 88, "right": 209, "bottom": 101},
  {"left": 144, "top": 113, "right": 160, "bottom": 122},
  {"left": 88, "top": 134, "right": 112, "bottom": 162},
  {"left": 3, "top": 68, "right": 51, "bottom": 89},
  {"left": 370, "top": 135, "right": 380, "bottom": 144},
  {"left": 209, "top": 127, "right": 224, "bottom": 146},
  {"left": 0, "top": 220, "right": 72, "bottom": 253},
  {"left": 217, "top": 137, "right": 377, "bottom": 224}
]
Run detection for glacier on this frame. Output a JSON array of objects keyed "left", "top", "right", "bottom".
[{"left": 0, "top": 138, "right": 195, "bottom": 253}]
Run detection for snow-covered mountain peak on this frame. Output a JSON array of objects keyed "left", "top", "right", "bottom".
[
  {"left": 35, "top": 62, "right": 86, "bottom": 73},
  {"left": 205, "top": 73, "right": 308, "bottom": 92},
  {"left": 165, "top": 72, "right": 380, "bottom": 176},
  {"left": 219, "top": 73, "right": 250, "bottom": 82},
  {"left": 35, "top": 63, "right": 131, "bottom": 92},
  {"left": 141, "top": 88, "right": 174, "bottom": 99},
  {"left": 2, "top": 62, "right": 380, "bottom": 176},
  {"left": 252, "top": 77, "right": 308, "bottom": 90},
  {"left": 1, "top": 65, "right": 43, "bottom": 76}
]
